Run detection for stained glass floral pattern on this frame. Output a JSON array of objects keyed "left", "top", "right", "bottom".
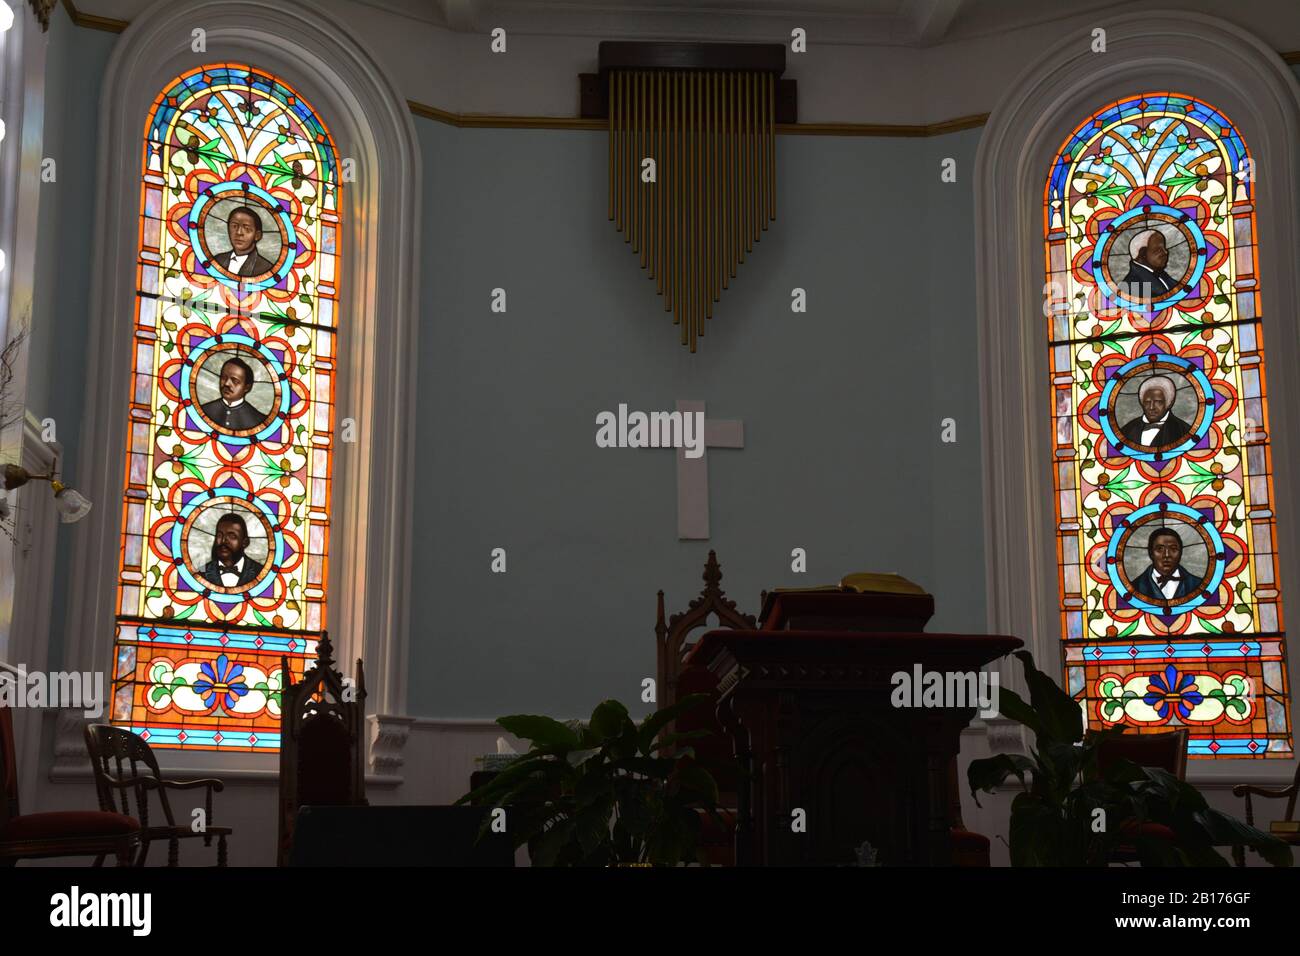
[
  {"left": 1046, "top": 93, "right": 1291, "bottom": 757},
  {"left": 110, "top": 65, "right": 339, "bottom": 751}
]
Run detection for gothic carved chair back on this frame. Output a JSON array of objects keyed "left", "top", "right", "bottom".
[
  {"left": 277, "top": 631, "right": 367, "bottom": 866},
  {"left": 656, "top": 550, "right": 757, "bottom": 712},
  {"left": 656, "top": 551, "right": 757, "bottom": 800}
]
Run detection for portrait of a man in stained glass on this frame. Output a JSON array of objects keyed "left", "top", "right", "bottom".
[
  {"left": 1119, "top": 374, "right": 1193, "bottom": 448},
  {"left": 196, "top": 511, "right": 267, "bottom": 590},
  {"left": 1119, "top": 228, "right": 1179, "bottom": 300},
  {"left": 211, "top": 205, "right": 277, "bottom": 278},
  {"left": 197, "top": 353, "right": 271, "bottom": 432},
  {"left": 1125, "top": 525, "right": 1207, "bottom": 603}
]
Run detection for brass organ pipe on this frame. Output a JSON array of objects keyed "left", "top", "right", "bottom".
[
  {"left": 743, "top": 70, "right": 754, "bottom": 260},
  {"left": 691, "top": 70, "right": 699, "bottom": 349},
  {"left": 608, "top": 71, "right": 615, "bottom": 222},
  {"left": 746, "top": 70, "right": 754, "bottom": 252},
  {"left": 759, "top": 72, "right": 766, "bottom": 226},
  {"left": 675, "top": 70, "right": 682, "bottom": 333},
  {"left": 706, "top": 69, "right": 714, "bottom": 316},
  {"left": 639, "top": 71, "right": 647, "bottom": 266},
  {"left": 724, "top": 71, "right": 733, "bottom": 284},
  {"left": 624, "top": 71, "right": 634, "bottom": 251},
  {"left": 759, "top": 72, "right": 769, "bottom": 226}
]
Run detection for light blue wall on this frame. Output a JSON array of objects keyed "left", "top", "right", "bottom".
[
  {"left": 409, "top": 119, "right": 986, "bottom": 717},
  {"left": 51, "top": 25, "right": 1296, "bottom": 719}
]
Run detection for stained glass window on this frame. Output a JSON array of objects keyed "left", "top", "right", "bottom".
[
  {"left": 108, "top": 64, "right": 339, "bottom": 751},
  {"left": 1046, "top": 93, "right": 1292, "bottom": 758}
]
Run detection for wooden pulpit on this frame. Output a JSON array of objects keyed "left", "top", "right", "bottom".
[{"left": 687, "top": 581, "right": 1020, "bottom": 866}]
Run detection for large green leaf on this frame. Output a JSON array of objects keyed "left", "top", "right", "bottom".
[
  {"left": 496, "top": 714, "right": 581, "bottom": 750},
  {"left": 967, "top": 753, "right": 1034, "bottom": 802},
  {"left": 636, "top": 693, "right": 712, "bottom": 753},
  {"left": 589, "top": 699, "right": 629, "bottom": 742},
  {"left": 1013, "top": 650, "right": 1085, "bottom": 744}
]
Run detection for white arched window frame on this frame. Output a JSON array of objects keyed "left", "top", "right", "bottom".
[
  {"left": 62, "top": 0, "right": 421, "bottom": 771},
  {"left": 975, "top": 12, "right": 1300, "bottom": 783}
]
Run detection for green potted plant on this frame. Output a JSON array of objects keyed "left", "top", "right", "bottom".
[
  {"left": 456, "top": 695, "right": 724, "bottom": 866},
  {"left": 968, "top": 650, "right": 1291, "bottom": 867}
]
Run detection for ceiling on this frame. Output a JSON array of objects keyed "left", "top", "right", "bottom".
[{"left": 77, "top": 0, "right": 1141, "bottom": 46}]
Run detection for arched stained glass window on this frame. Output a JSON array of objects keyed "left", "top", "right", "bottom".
[
  {"left": 1046, "top": 93, "right": 1292, "bottom": 758},
  {"left": 109, "top": 64, "right": 339, "bottom": 751}
]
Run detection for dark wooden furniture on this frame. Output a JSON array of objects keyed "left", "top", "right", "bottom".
[
  {"left": 688, "top": 625, "right": 1021, "bottom": 865},
  {"left": 0, "top": 706, "right": 139, "bottom": 866},
  {"left": 84, "top": 723, "right": 229, "bottom": 866},
  {"left": 1092, "top": 727, "right": 1188, "bottom": 865},
  {"left": 287, "top": 805, "right": 514, "bottom": 866},
  {"left": 277, "top": 631, "right": 367, "bottom": 866},
  {"left": 656, "top": 551, "right": 756, "bottom": 864},
  {"left": 760, "top": 582, "right": 995, "bottom": 867},
  {"left": 1232, "top": 760, "right": 1300, "bottom": 866}
]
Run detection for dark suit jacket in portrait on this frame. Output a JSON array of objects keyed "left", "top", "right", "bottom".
[
  {"left": 1131, "top": 563, "right": 1202, "bottom": 602},
  {"left": 1120, "top": 412, "right": 1193, "bottom": 448},
  {"left": 215, "top": 247, "right": 275, "bottom": 278},
  {"left": 201, "top": 397, "right": 268, "bottom": 431},
  {"left": 200, "top": 555, "right": 265, "bottom": 589},
  {"left": 1121, "top": 262, "right": 1178, "bottom": 300}
]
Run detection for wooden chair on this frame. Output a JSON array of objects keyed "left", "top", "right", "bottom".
[
  {"left": 84, "top": 723, "right": 231, "bottom": 866},
  {"left": 656, "top": 551, "right": 757, "bottom": 866},
  {"left": 1094, "top": 726, "right": 1188, "bottom": 864},
  {"left": 1232, "top": 762, "right": 1300, "bottom": 866},
  {"left": 277, "top": 631, "right": 367, "bottom": 866},
  {"left": 0, "top": 706, "right": 139, "bottom": 866}
]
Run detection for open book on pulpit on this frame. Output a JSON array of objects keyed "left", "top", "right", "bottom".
[{"left": 759, "top": 571, "right": 935, "bottom": 631}]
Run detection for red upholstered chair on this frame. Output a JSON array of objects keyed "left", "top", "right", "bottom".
[
  {"left": 0, "top": 706, "right": 140, "bottom": 866},
  {"left": 1094, "top": 727, "right": 1188, "bottom": 864},
  {"left": 84, "top": 723, "right": 231, "bottom": 866}
]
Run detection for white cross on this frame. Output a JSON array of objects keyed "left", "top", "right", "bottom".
[{"left": 673, "top": 399, "right": 744, "bottom": 540}]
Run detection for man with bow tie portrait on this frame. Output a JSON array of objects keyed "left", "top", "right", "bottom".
[
  {"left": 1131, "top": 527, "right": 1202, "bottom": 602},
  {"left": 1119, "top": 228, "right": 1180, "bottom": 301},
  {"left": 199, "top": 512, "right": 266, "bottom": 589},
  {"left": 200, "top": 356, "right": 269, "bottom": 431},
  {"left": 1120, "top": 374, "right": 1192, "bottom": 448},
  {"left": 214, "top": 206, "right": 276, "bottom": 278}
]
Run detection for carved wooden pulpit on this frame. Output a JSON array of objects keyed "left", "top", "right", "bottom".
[
  {"left": 277, "top": 632, "right": 367, "bottom": 866},
  {"left": 687, "top": 581, "right": 1020, "bottom": 866}
]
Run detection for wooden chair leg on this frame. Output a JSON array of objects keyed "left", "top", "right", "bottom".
[
  {"left": 115, "top": 847, "right": 133, "bottom": 867},
  {"left": 93, "top": 854, "right": 106, "bottom": 867},
  {"left": 135, "top": 839, "right": 151, "bottom": 867},
  {"left": 168, "top": 838, "right": 179, "bottom": 867},
  {"left": 217, "top": 834, "right": 228, "bottom": 867}
]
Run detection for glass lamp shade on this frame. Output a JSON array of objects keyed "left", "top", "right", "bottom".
[
  {"left": 53, "top": 487, "right": 92, "bottom": 523},
  {"left": 0, "top": 4, "right": 13, "bottom": 33}
]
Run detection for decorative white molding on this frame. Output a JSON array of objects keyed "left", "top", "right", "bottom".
[
  {"left": 49, "top": 709, "right": 92, "bottom": 773},
  {"left": 369, "top": 713, "right": 415, "bottom": 777},
  {"left": 975, "top": 10, "right": 1300, "bottom": 781},
  {"left": 981, "top": 716, "right": 1027, "bottom": 757},
  {"left": 6, "top": 414, "right": 60, "bottom": 810},
  {"left": 63, "top": 0, "right": 421, "bottom": 741}
]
